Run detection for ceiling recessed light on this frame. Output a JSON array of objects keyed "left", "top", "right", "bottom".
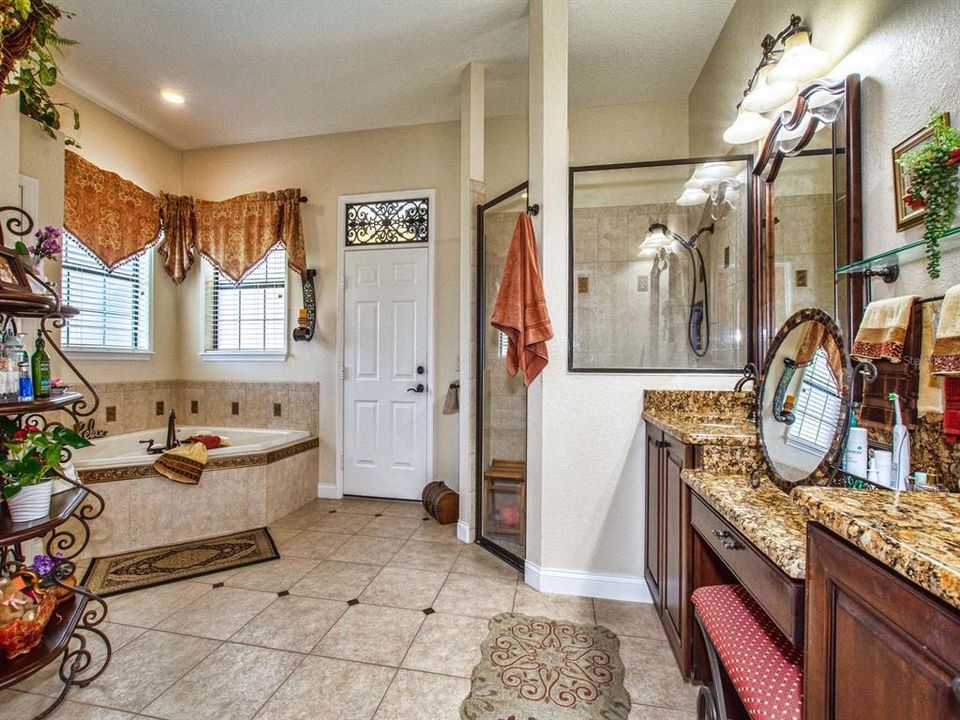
[{"left": 161, "top": 90, "right": 185, "bottom": 105}]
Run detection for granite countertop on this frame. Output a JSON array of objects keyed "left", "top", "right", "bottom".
[
  {"left": 683, "top": 470, "right": 807, "bottom": 579},
  {"left": 793, "top": 487, "right": 960, "bottom": 610},
  {"left": 642, "top": 411, "right": 758, "bottom": 447}
]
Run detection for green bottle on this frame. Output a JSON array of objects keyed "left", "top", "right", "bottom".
[{"left": 31, "top": 331, "right": 51, "bottom": 399}]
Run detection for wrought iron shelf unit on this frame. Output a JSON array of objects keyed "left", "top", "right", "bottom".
[
  {"left": 0, "top": 205, "right": 110, "bottom": 720},
  {"left": 836, "top": 226, "right": 960, "bottom": 283}
]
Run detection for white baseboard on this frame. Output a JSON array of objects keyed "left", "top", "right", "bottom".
[
  {"left": 318, "top": 484, "right": 342, "bottom": 499},
  {"left": 456, "top": 520, "right": 474, "bottom": 543},
  {"left": 524, "top": 561, "right": 652, "bottom": 603}
]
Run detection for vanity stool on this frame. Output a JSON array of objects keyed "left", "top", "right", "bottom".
[{"left": 691, "top": 584, "right": 803, "bottom": 720}]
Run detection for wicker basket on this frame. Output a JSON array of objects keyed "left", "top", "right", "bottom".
[{"left": 0, "top": 570, "right": 57, "bottom": 659}]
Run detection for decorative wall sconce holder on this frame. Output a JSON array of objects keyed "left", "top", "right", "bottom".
[{"left": 293, "top": 268, "right": 317, "bottom": 342}]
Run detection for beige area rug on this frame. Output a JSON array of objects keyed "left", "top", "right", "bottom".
[
  {"left": 461, "top": 612, "right": 631, "bottom": 720},
  {"left": 81, "top": 528, "right": 279, "bottom": 596}
]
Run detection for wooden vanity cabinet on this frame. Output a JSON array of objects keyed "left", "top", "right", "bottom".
[
  {"left": 805, "top": 523, "right": 960, "bottom": 719},
  {"left": 644, "top": 425, "right": 695, "bottom": 676}
]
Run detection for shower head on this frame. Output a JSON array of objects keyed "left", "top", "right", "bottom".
[{"left": 645, "top": 222, "right": 715, "bottom": 250}]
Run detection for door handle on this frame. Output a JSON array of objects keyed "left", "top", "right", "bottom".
[{"left": 407, "top": 384, "right": 425, "bottom": 393}]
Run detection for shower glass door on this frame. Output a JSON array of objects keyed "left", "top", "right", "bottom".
[{"left": 475, "top": 183, "right": 528, "bottom": 568}]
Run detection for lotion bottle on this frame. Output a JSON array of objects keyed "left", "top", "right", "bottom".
[
  {"left": 843, "top": 414, "right": 868, "bottom": 479},
  {"left": 889, "top": 392, "right": 911, "bottom": 491}
]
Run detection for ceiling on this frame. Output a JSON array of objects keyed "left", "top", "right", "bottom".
[{"left": 57, "top": 0, "right": 735, "bottom": 150}]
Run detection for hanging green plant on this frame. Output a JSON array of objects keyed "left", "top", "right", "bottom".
[
  {"left": 1, "top": 0, "right": 79, "bottom": 145},
  {"left": 898, "top": 109, "right": 960, "bottom": 279}
]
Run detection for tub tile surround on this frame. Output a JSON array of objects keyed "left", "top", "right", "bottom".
[
  {"left": 73, "top": 380, "right": 320, "bottom": 438},
  {"left": 4, "top": 504, "right": 697, "bottom": 719}
]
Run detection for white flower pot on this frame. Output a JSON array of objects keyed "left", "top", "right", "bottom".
[{"left": 7, "top": 482, "right": 53, "bottom": 523}]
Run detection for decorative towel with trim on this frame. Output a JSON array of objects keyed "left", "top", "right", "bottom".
[
  {"left": 932, "top": 285, "right": 960, "bottom": 376},
  {"left": 919, "top": 301, "right": 944, "bottom": 414},
  {"left": 944, "top": 377, "right": 960, "bottom": 443},
  {"left": 153, "top": 442, "right": 208, "bottom": 485},
  {"left": 490, "top": 213, "right": 554, "bottom": 386},
  {"left": 851, "top": 295, "right": 920, "bottom": 363}
]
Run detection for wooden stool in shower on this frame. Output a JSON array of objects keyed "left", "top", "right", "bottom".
[{"left": 482, "top": 459, "right": 526, "bottom": 543}]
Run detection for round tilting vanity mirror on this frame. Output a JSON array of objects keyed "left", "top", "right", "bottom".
[{"left": 756, "top": 308, "right": 851, "bottom": 489}]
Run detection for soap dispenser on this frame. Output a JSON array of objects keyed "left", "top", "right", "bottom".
[{"left": 889, "top": 393, "right": 911, "bottom": 491}]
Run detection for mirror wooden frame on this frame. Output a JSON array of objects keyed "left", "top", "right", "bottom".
[
  {"left": 756, "top": 307, "right": 851, "bottom": 491},
  {"left": 753, "top": 74, "right": 863, "bottom": 362}
]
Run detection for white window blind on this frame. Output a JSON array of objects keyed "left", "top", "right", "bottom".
[
  {"left": 786, "top": 347, "right": 842, "bottom": 454},
  {"left": 62, "top": 232, "right": 151, "bottom": 352},
  {"left": 204, "top": 246, "right": 287, "bottom": 354}
]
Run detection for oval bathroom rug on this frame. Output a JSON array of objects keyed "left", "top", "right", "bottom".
[
  {"left": 80, "top": 527, "right": 279, "bottom": 596},
  {"left": 461, "top": 612, "right": 631, "bottom": 720}
]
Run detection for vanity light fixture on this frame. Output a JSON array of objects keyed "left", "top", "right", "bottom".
[
  {"left": 641, "top": 224, "right": 672, "bottom": 249},
  {"left": 722, "top": 108, "right": 772, "bottom": 145},
  {"left": 694, "top": 162, "right": 738, "bottom": 182},
  {"left": 722, "top": 14, "right": 829, "bottom": 146},
  {"left": 161, "top": 89, "right": 185, "bottom": 105},
  {"left": 741, "top": 65, "right": 798, "bottom": 113},
  {"left": 676, "top": 188, "right": 710, "bottom": 207},
  {"left": 768, "top": 31, "right": 831, "bottom": 83},
  {"left": 684, "top": 175, "right": 714, "bottom": 190}
]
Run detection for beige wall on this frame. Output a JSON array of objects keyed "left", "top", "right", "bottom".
[
  {"left": 689, "top": 0, "right": 960, "bottom": 297},
  {"left": 19, "top": 85, "right": 183, "bottom": 384},
  {"left": 180, "top": 122, "right": 462, "bottom": 492}
]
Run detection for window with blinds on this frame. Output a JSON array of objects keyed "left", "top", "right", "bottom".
[
  {"left": 62, "top": 232, "right": 151, "bottom": 352},
  {"left": 204, "top": 246, "right": 287, "bottom": 354},
  {"left": 786, "top": 346, "right": 842, "bottom": 454}
]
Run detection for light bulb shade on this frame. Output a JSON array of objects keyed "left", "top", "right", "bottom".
[
  {"left": 768, "top": 31, "right": 830, "bottom": 83},
  {"left": 741, "top": 65, "right": 798, "bottom": 113},
  {"left": 684, "top": 175, "right": 714, "bottom": 190},
  {"left": 723, "top": 108, "right": 773, "bottom": 145},
  {"left": 641, "top": 226, "right": 672, "bottom": 249},
  {"left": 676, "top": 188, "right": 709, "bottom": 207},
  {"left": 695, "top": 162, "right": 737, "bottom": 182}
]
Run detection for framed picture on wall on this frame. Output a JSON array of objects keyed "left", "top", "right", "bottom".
[
  {"left": 0, "top": 247, "right": 31, "bottom": 292},
  {"left": 892, "top": 113, "right": 951, "bottom": 232}
]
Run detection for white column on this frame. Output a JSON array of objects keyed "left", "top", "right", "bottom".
[
  {"left": 457, "top": 62, "right": 484, "bottom": 542},
  {"left": 525, "top": 0, "right": 567, "bottom": 576}
]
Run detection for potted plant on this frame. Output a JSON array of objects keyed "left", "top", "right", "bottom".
[
  {"left": 0, "top": 420, "right": 91, "bottom": 523},
  {"left": 1, "top": 0, "right": 79, "bottom": 144},
  {"left": 14, "top": 224, "right": 62, "bottom": 287},
  {"left": 897, "top": 109, "right": 960, "bottom": 279}
]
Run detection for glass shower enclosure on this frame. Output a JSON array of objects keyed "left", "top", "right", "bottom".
[{"left": 475, "top": 183, "right": 528, "bottom": 569}]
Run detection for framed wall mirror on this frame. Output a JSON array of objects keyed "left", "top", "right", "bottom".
[
  {"left": 568, "top": 155, "right": 755, "bottom": 373},
  {"left": 755, "top": 74, "right": 863, "bottom": 360}
]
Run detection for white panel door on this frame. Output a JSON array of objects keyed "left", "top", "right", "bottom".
[{"left": 343, "top": 246, "right": 429, "bottom": 499}]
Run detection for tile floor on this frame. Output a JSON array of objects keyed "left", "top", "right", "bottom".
[{"left": 0, "top": 496, "right": 697, "bottom": 720}]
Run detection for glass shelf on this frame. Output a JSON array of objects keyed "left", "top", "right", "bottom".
[{"left": 836, "top": 226, "right": 960, "bottom": 278}]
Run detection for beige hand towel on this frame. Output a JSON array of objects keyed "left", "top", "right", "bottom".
[
  {"left": 153, "top": 442, "right": 208, "bottom": 485},
  {"left": 851, "top": 295, "right": 920, "bottom": 362},
  {"left": 919, "top": 301, "right": 944, "bottom": 414},
  {"left": 932, "top": 285, "right": 960, "bottom": 375}
]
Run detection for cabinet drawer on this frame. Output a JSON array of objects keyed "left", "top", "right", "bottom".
[{"left": 691, "top": 492, "right": 804, "bottom": 645}]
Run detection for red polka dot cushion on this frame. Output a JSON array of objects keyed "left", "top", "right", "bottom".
[{"left": 691, "top": 584, "right": 803, "bottom": 720}]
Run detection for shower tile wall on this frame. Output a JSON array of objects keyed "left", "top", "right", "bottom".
[
  {"left": 572, "top": 203, "right": 747, "bottom": 370},
  {"left": 483, "top": 211, "right": 527, "bottom": 464},
  {"left": 773, "top": 193, "right": 835, "bottom": 326}
]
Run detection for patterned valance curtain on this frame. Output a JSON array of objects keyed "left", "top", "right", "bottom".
[
  {"left": 157, "top": 193, "right": 197, "bottom": 285},
  {"left": 63, "top": 151, "right": 161, "bottom": 269},
  {"left": 194, "top": 189, "right": 306, "bottom": 282}
]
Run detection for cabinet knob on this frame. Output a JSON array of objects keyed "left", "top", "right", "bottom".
[
  {"left": 655, "top": 440, "right": 669, "bottom": 448},
  {"left": 952, "top": 677, "right": 960, "bottom": 703},
  {"left": 723, "top": 540, "right": 741, "bottom": 551},
  {"left": 712, "top": 529, "right": 730, "bottom": 539}
]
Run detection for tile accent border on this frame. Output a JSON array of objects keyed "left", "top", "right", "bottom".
[
  {"left": 524, "top": 560, "right": 652, "bottom": 603},
  {"left": 79, "top": 437, "right": 320, "bottom": 484}
]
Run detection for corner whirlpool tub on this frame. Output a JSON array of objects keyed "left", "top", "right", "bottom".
[{"left": 70, "top": 425, "right": 319, "bottom": 559}]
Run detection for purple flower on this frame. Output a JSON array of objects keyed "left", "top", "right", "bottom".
[{"left": 29, "top": 553, "right": 62, "bottom": 576}]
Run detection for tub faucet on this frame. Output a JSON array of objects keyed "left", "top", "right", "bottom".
[{"left": 166, "top": 409, "right": 179, "bottom": 451}]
